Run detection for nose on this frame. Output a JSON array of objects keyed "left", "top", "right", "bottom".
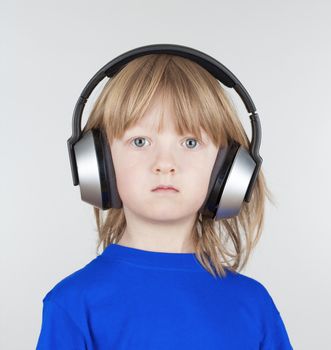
[
  {"left": 154, "top": 166, "right": 176, "bottom": 174},
  {"left": 152, "top": 142, "right": 178, "bottom": 174},
  {"left": 152, "top": 154, "right": 177, "bottom": 175}
]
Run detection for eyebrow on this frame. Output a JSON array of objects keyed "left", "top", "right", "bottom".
[{"left": 124, "top": 123, "right": 209, "bottom": 137}]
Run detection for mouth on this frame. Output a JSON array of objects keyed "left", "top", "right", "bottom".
[{"left": 152, "top": 185, "right": 179, "bottom": 192}]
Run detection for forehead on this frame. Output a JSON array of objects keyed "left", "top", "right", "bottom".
[
  {"left": 126, "top": 114, "right": 173, "bottom": 133},
  {"left": 122, "top": 90, "right": 210, "bottom": 141},
  {"left": 134, "top": 92, "right": 174, "bottom": 130},
  {"left": 124, "top": 120, "right": 180, "bottom": 139}
]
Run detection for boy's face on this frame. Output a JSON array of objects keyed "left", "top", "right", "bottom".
[{"left": 109, "top": 92, "right": 219, "bottom": 232}]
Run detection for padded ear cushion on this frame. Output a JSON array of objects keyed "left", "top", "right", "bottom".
[
  {"left": 99, "top": 128, "right": 123, "bottom": 209},
  {"left": 198, "top": 140, "right": 241, "bottom": 219}
]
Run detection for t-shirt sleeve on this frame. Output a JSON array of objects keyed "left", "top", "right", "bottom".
[
  {"left": 36, "top": 299, "right": 86, "bottom": 350},
  {"left": 260, "top": 287, "right": 294, "bottom": 350}
]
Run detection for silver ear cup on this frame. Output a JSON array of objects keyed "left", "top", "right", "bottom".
[
  {"left": 198, "top": 140, "right": 256, "bottom": 220},
  {"left": 73, "top": 128, "right": 122, "bottom": 209},
  {"left": 215, "top": 146, "right": 256, "bottom": 220},
  {"left": 73, "top": 129, "right": 107, "bottom": 209}
]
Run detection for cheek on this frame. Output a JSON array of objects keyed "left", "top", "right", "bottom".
[
  {"left": 187, "top": 171, "right": 212, "bottom": 197},
  {"left": 183, "top": 156, "right": 216, "bottom": 196},
  {"left": 113, "top": 161, "right": 148, "bottom": 205},
  {"left": 183, "top": 152, "right": 216, "bottom": 178}
]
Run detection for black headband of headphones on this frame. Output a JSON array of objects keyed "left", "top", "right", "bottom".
[{"left": 67, "top": 43, "right": 262, "bottom": 188}]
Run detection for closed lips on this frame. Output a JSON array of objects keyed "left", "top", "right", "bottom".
[{"left": 152, "top": 185, "right": 179, "bottom": 192}]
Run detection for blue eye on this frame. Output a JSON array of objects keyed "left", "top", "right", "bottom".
[
  {"left": 184, "top": 138, "right": 200, "bottom": 149},
  {"left": 131, "top": 137, "right": 150, "bottom": 148},
  {"left": 130, "top": 137, "right": 201, "bottom": 149}
]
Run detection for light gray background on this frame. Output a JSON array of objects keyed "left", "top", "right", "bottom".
[{"left": 2, "top": 0, "right": 330, "bottom": 349}]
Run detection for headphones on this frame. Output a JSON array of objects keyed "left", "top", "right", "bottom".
[{"left": 67, "top": 43, "right": 263, "bottom": 220}]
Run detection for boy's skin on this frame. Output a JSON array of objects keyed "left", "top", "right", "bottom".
[{"left": 109, "top": 92, "right": 219, "bottom": 253}]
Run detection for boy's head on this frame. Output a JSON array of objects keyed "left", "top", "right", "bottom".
[
  {"left": 84, "top": 53, "right": 274, "bottom": 278},
  {"left": 109, "top": 89, "right": 219, "bottom": 242}
]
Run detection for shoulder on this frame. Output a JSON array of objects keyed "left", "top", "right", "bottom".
[
  {"left": 225, "top": 271, "right": 293, "bottom": 348},
  {"left": 42, "top": 255, "right": 109, "bottom": 307},
  {"left": 224, "top": 268, "right": 268, "bottom": 290},
  {"left": 224, "top": 269, "right": 280, "bottom": 312}
]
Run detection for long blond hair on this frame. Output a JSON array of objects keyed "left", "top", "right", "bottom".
[{"left": 83, "top": 53, "right": 275, "bottom": 278}]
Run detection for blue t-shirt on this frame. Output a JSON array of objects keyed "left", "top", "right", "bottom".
[{"left": 36, "top": 243, "right": 293, "bottom": 349}]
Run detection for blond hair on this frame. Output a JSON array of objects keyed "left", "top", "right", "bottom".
[{"left": 83, "top": 53, "right": 275, "bottom": 278}]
